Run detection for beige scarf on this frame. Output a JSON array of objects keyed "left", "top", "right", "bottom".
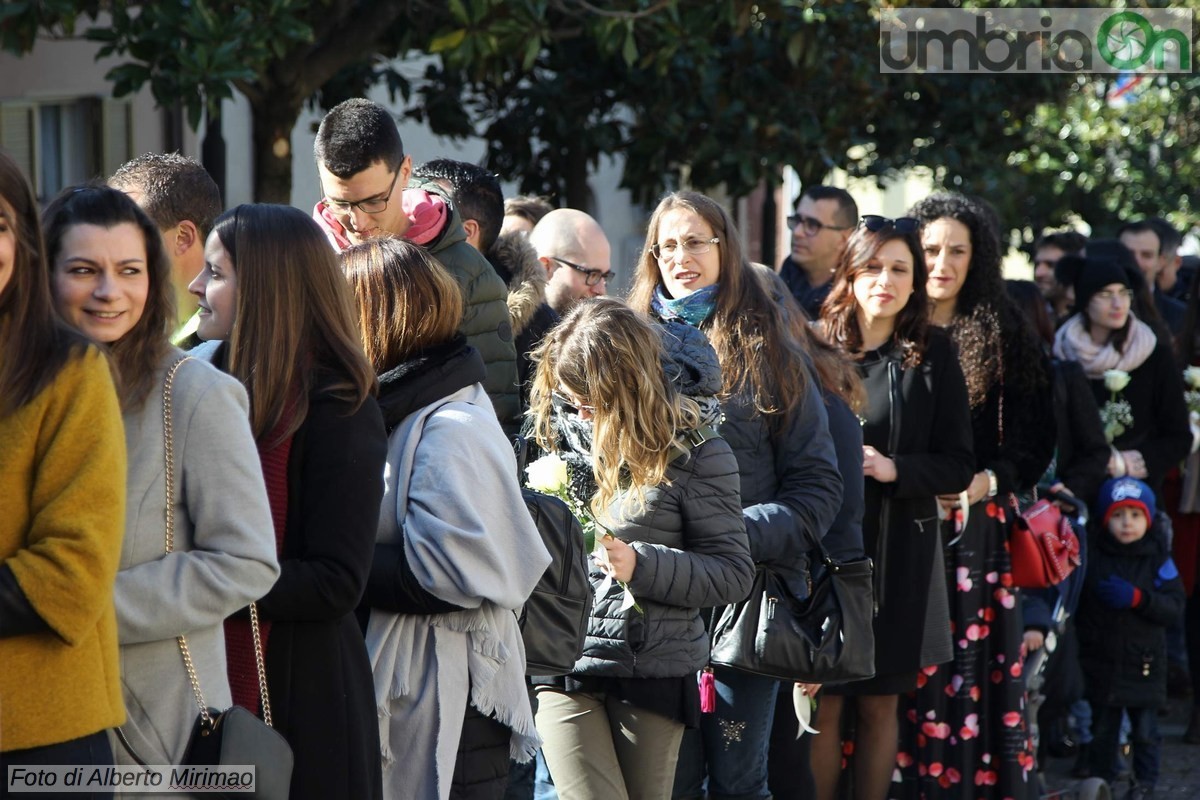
[{"left": 1052, "top": 313, "right": 1157, "bottom": 379}]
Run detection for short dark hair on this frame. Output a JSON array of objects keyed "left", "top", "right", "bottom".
[
  {"left": 1117, "top": 219, "right": 1163, "bottom": 253},
  {"left": 314, "top": 99, "right": 405, "bottom": 178},
  {"left": 1034, "top": 230, "right": 1087, "bottom": 256},
  {"left": 109, "top": 152, "right": 222, "bottom": 236},
  {"left": 412, "top": 159, "right": 503, "bottom": 252},
  {"left": 1145, "top": 216, "right": 1182, "bottom": 255},
  {"left": 798, "top": 186, "right": 858, "bottom": 228},
  {"left": 504, "top": 195, "right": 554, "bottom": 227}
]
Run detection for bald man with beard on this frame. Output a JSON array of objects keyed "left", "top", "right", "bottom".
[{"left": 529, "top": 209, "right": 614, "bottom": 316}]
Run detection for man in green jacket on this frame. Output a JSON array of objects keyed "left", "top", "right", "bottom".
[{"left": 312, "top": 99, "right": 519, "bottom": 431}]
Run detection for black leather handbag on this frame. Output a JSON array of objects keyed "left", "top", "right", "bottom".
[{"left": 709, "top": 530, "right": 876, "bottom": 684}]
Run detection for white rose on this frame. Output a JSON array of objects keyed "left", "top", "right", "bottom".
[
  {"left": 1103, "top": 369, "right": 1131, "bottom": 393},
  {"left": 1184, "top": 366, "right": 1200, "bottom": 390},
  {"left": 525, "top": 453, "right": 569, "bottom": 493}
]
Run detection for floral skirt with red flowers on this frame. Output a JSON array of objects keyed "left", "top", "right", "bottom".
[{"left": 890, "top": 500, "right": 1037, "bottom": 800}]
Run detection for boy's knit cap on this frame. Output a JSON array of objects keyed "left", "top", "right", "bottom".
[{"left": 1096, "top": 476, "right": 1156, "bottom": 528}]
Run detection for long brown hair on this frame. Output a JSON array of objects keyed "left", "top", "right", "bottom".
[
  {"left": 43, "top": 185, "right": 174, "bottom": 411},
  {"left": 528, "top": 299, "right": 701, "bottom": 518},
  {"left": 821, "top": 224, "right": 929, "bottom": 368},
  {"left": 342, "top": 237, "right": 464, "bottom": 373},
  {"left": 627, "top": 191, "right": 808, "bottom": 431},
  {"left": 0, "top": 151, "right": 92, "bottom": 414},
  {"left": 752, "top": 263, "right": 866, "bottom": 414},
  {"left": 213, "top": 204, "right": 376, "bottom": 441}
]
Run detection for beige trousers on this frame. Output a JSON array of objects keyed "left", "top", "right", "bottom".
[{"left": 534, "top": 686, "right": 685, "bottom": 800}]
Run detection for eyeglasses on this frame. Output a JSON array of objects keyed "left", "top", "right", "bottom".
[
  {"left": 323, "top": 169, "right": 400, "bottom": 216},
  {"left": 550, "top": 257, "right": 614, "bottom": 287},
  {"left": 551, "top": 390, "right": 595, "bottom": 416},
  {"left": 860, "top": 215, "right": 920, "bottom": 234},
  {"left": 650, "top": 237, "right": 720, "bottom": 261},
  {"left": 1094, "top": 288, "right": 1134, "bottom": 303},
  {"left": 789, "top": 214, "right": 852, "bottom": 237}
]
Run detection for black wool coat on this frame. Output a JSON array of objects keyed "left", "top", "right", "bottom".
[
  {"left": 1051, "top": 358, "right": 1110, "bottom": 508},
  {"left": 1086, "top": 340, "right": 1190, "bottom": 504},
  {"left": 1077, "top": 522, "right": 1185, "bottom": 709},
  {"left": 256, "top": 384, "right": 387, "bottom": 800},
  {"left": 858, "top": 331, "right": 976, "bottom": 677}
]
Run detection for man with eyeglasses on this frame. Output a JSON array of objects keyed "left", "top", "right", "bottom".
[
  {"left": 528, "top": 209, "right": 614, "bottom": 316},
  {"left": 311, "top": 99, "right": 519, "bottom": 431},
  {"left": 778, "top": 186, "right": 858, "bottom": 319}
]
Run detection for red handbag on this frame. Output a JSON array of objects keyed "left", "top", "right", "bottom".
[{"left": 1008, "top": 497, "right": 1081, "bottom": 588}]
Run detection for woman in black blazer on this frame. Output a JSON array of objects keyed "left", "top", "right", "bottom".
[{"left": 816, "top": 216, "right": 975, "bottom": 800}]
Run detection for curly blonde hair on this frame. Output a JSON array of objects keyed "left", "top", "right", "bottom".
[{"left": 528, "top": 298, "right": 701, "bottom": 519}]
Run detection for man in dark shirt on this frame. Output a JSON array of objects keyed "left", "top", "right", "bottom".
[{"left": 778, "top": 186, "right": 857, "bottom": 318}]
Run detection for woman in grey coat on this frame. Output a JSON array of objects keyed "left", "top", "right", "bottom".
[
  {"left": 44, "top": 187, "right": 280, "bottom": 771},
  {"left": 528, "top": 300, "right": 754, "bottom": 800}
]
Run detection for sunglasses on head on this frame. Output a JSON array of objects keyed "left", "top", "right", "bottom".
[
  {"left": 551, "top": 390, "right": 595, "bottom": 416},
  {"left": 860, "top": 215, "right": 920, "bottom": 234}
]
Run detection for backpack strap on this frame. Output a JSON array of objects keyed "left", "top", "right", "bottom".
[{"left": 685, "top": 425, "right": 719, "bottom": 449}]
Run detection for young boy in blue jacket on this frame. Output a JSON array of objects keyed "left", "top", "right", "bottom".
[{"left": 1077, "top": 477, "right": 1184, "bottom": 800}]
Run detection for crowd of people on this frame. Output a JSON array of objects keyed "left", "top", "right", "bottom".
[{"left": 2, "top": 96, "right": 1199, "bottom": 800}]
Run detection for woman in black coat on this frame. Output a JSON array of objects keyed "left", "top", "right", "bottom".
[
  {"left": 192, "top": 204, "right": 386, "bottom": 799},
  {"left": 896, "top": 194, "right": 1056, "bottom": 800},
  {"left": 1053, "top": 246, "right": 1190, "bottom": 504},
  {"left": 815, "top": 217, "right": 975, "bottom": 800}
]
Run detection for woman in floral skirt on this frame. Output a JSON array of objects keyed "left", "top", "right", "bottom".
[{"left": 892, "top": 193, "right": 1055, "bottom": 799}]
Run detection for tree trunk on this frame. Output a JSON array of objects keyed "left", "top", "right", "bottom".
[
  {"left": 250, "top": 91, "right": 305, "bottom": 204},
  {"left": 563, "top": 141, "right": 592, "bottom": 213}
]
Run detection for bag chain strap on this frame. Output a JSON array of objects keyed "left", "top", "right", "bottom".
[{"left": 162, "top": 356, "right": 274, "bottom": 729}]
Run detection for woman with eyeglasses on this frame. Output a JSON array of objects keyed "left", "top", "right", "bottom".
[
  {"left": 811, "top": 216, "right": 975, "bottom": 800},
  {"left": 343, "top": 238, "right": 549, "bottom": 800},
  {"left": 0, "top": 154, "right": 127, "bottom": 784},
  {"left": 1053, "top": 245, "right": 1189, "bottom": 502},
  {"left": 627, "top": 191, "right": 844, "bottom": 800},
  {"left": 890, "top": 193, "right": 1056, "bottom": 800},
  {"left": 42, "top": 186, "right": 281, "bottom": 773},
  {"left": 189, "top": 204, "right": 387, "bottom": 800},
  {"left": 527, "top": 298, "right": 753, "bottom": 800}
]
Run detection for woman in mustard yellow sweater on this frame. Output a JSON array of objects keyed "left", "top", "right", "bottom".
[{"left": 0, "top": 153, "right": 128, "bottom": 775}]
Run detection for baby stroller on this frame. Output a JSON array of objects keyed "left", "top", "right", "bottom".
[{"left": 1022, "top": 491, "right": 1111, "bottom": 800}]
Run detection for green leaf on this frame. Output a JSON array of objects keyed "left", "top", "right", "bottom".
[{"left": 429, "top": 28, "right": 467, "bottom": 53}]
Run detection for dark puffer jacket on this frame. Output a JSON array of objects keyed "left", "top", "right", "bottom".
[
  {"left": 1077, "top": 521, "right": 1185, "bottom": 709},
  {"left": 573, "top": 436, "right": 754, "bottom": 678}
]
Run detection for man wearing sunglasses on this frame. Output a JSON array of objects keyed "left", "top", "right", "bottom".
[
  {"left": 312, "top": 99, "right": 519, "bottom": 432},
  {"left": 779, "top": 186, "right": 858, "bottom": 318},
  {"left": 529, "top": 208, "right": 614, "bottom": 316}
]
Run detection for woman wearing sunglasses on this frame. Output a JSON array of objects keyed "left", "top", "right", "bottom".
[
  {"left": 527, "top": 299, "right": 753, "bottom": 800},
  {"left": 813, "top": 216, "right": 975, "bottom": 800},
  {"left": 892, "top": 193, "right": 1056, "bottom": 800},
  {"left": 628, "top": 191, "right": 844, "bottom": 800}
]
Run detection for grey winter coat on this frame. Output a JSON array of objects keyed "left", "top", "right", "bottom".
[
  {"left": 109, "top": 350, "right": 280, "bottom": 768},
  {"left": 573, "top": 436, "right": 754, "bottom": 678}
]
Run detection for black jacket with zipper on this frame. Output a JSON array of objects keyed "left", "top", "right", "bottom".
[{"left": 1077, "top": 521, "right": 1184, "bottom": 709}]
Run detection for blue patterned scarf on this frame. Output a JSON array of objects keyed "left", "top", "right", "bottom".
[{"left": 652, "top": 283, "right": 719, "bottom": 328}]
